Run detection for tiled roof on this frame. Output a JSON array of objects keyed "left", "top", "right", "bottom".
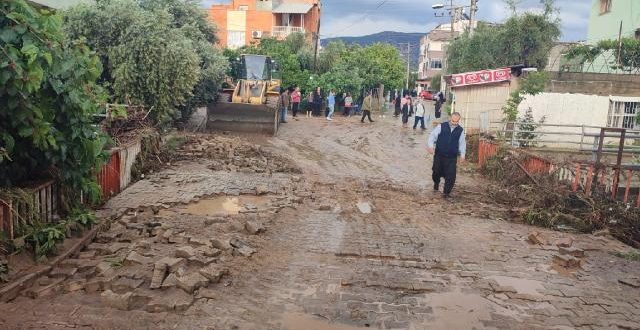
[{"left": 272, "top": 0, "right": 314, "bottom": 13}]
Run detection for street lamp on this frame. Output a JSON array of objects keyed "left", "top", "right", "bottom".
[{"left": 431, "top": 1, "right": 478, "bottom": 36}]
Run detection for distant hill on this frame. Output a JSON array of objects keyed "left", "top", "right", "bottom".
[{"left": 321, "top": 31, "right": 423, "bottom": 70}]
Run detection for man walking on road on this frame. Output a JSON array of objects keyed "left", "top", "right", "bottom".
[
  {"left": 279, "top": 88, "right": 290, "bottom": 123},
  {"left": 360, "top": 91, "right": 375, "bottom": 123},
  {"left": 413, "top": 95, "right": 427, "bottom": 130},
  {"left": 427, "top": 112, "right": 465, "bottom": 198}
]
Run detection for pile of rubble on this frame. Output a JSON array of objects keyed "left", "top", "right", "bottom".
[
  {"left": 176, "top": 135, "right": 302, "bottom": 174},
  {"left": 482, "top": 152, "right": 640, "bottom": 248},
  {"left": 18, "top": 193, "right": 302, "bottom": 312}
]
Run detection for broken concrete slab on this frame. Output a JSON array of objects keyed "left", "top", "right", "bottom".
[
  {"left": 553, "top": 254, "right": 581, "bottom": 268},
  {"left": 229, "top": 238, "right": 256, "bottom": 257},
  {"left": 161, "top": 273, "right": 178, "bottom": 289},
  {"left": 196, "top": 246, "right": 222, "bottom": 258},
  {"left": 528, "top": 231, "right": 547, "bottom": 245},
  {"left": 101, "top": 290, "right": 132, "bottom": 311},
  {"left": 63, "top": 279, "right": 86, "bottom": 293},
  {"left": 145, "top": 288, "right": 194, "bottom": 313},
  {"left": 175, "top": 246, "right": 197, "bottom": 259},
  {"left": 85, "top": 278, "right": 107, "bottom": 293},
  {"left": 211, "top": 238, "right": 232, "bottom": 251},
  {"left": 124, "top": 251, "right": 153, "bottom": 266},
  {"left": 188, "top": 237, "right": 212, "bottom": 247},
  {"left": 111, "top": 277, "right": 144, "bottom": 293},
  {"left": 245, "top": 221, "right": 265, "bottom": 235},
  {"left": 149, "top": 262, "right": 167, "bottom": 290},
  {"left": 198, "top": 264, "right": 229, "bottom": 283},
  {"left": 156, "top": 257, "right": 187, "bottom": 273},
  {"left": 176, "top": 272, "right": 210, "bottom": 294}
]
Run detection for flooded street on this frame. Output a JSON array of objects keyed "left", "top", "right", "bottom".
[{"left": 1, "top": 115, "right": 639, "bottom": 330}]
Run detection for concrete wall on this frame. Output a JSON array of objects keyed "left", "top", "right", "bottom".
[
  {"left": 518, "top": 93, "right": 610, "bottom": 149},
  {"left": 452, "top": 80, "right": 517, "bottom": 131},
  {"left": 545, "top": 72, "right": 640, "bottom": 97},
  {"left": 587, "top": 0, "right": 640, "bottom": 44}
]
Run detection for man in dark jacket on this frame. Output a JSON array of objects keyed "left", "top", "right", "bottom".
[
  {"left": 427, "top": 112, "right": 466, "bottom": 198},
  {"left": 312, "top": 87, "right": 323, "bottom": 117}
]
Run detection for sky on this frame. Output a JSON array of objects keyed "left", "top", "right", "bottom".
[{"left": 200, "top": 0, "right": 592, "bottom": 42}]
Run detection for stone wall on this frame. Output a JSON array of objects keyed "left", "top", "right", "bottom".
[{"left": 545, "top": 72, "right": 640, "bottom": 96}]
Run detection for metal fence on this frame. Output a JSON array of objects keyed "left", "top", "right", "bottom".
[
  {"left": 478, "top": 139, "right": 640, "bottom": 207},
  {"left": 495, "top": 122, "right": 640, "bottom": 156}
]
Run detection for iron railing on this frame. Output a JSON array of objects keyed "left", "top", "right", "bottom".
[{"left": 271, "top": 26, "right": 305, "bottom": 39}]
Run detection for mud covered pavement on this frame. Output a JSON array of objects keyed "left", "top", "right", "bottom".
[{"left": 1, "top": 116, "right": 640, "bottom": 330}]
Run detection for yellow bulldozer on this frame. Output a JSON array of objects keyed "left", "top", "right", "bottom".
[{"left": 207, "top": 54, "right": 282, "bottom": 135}]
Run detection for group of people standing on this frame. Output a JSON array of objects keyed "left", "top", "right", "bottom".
[
  {"left": 392, "top": 90, "right": 445, "bottom": 130},
  {"left": 278, "top": 86, "right": 368, "bottom": 123}
]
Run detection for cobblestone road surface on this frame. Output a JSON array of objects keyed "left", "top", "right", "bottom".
[{"left": 1, "top": 114, "right": 639, "bottom": 330}]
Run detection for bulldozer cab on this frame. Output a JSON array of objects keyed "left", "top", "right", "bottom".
[
  {"left": 240, "top": 54, "right": 272, "bottom": 81},
  {"left": 232, "top": 55, "right": 281, "bottom": 105},
  {"left": 207, "top": 54, "right": 282, "bottom": 135}
]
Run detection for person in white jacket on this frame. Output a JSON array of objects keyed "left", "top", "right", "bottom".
[{"left": 413, "top": 95, "right": 429, "bottom": 130}]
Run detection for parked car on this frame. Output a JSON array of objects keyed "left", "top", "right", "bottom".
[{"left": 420, "top": 90, "right": 433, "bottom": 100}]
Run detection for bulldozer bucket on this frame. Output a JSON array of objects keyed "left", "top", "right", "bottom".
[{"left": 206, "top": 101, "right": 279, "bottom": 136}]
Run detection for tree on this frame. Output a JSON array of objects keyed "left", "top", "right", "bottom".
[
  {"left": 344, "top": 43, "right": 405, "bottom": 91},
  {"left": 1, "top": 0, "right": 107, "bottom": 203},
  {"left": 446, "top": 0, "right": 560, "bottom": 74},
  {"left": 138, "top": 0, "right": 227, "bottom": 119},
  {"left": 431, "top": 74, "right": 442, "bottom": 91},
  {"left": 63, "top": 0, "right": 227, "bottom": 123}
]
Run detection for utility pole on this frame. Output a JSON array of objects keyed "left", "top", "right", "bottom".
[
  {"left": 469, "top": 0, "right": 478, "bottom": 36},
  {"left": 313, "top": 6, "right": 321, "bottom": 72},
  {"left": 616, "top": 20, "right": 623, "bottom": 67},
  {"left": 450, "top": 0, "right": 455, "bottom": 39},
  {"left": 405, "top": 43, "right": 411, "bottom": 90}
]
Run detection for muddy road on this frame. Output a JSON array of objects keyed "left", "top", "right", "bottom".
[{"left": 1, "top": 114, "right": 639, "bottom": 330}]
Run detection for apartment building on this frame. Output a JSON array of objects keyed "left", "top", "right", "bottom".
[{"left": 207, "top": 0, "right": 321, "bottom": 49}]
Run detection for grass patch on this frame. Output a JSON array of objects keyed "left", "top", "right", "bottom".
[{"left": 613, "top": 250, "right": 640, "bottom": 261}]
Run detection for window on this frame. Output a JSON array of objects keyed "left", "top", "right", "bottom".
[
  {"left": 227, "top": 31, "right": 246, "bottom": 49},
  {"left": 607, "top": 100, "right": 638, "bottom": 129},
  {"left": 600, "top": 0, "right": 612, "bottom": 14},
  {"left": 429, "top": 59, "right": 443, "bottom": 69}
]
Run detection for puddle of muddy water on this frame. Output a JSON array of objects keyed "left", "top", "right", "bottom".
[
  {"left": 183, "top": 195, "right": 270, "bottom": 216},
  {"left": 421, "top": 290, "right": 522, "bottom": 329},
  {"left": 487, "top": 275, "right": 545, "bottom": 296},
  {"left": 281, "top": 313, "right": 366, "bottom": 330}
]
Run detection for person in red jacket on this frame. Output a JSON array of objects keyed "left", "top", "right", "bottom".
[{"left": 290, "top": 87, "right": 301, "bottom": 117}]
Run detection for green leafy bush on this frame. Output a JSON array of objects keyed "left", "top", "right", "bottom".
[
  {"left": 23, "top": 222, "right": 66, "bottom": 261},
  {"left": 1, "top": 0, "right": 107, "bottom": 204},
  {"left": 446, "top": 1, "right": 561, "bottom": 74},
  {"left": 63, "top": 0, "right": 227, "bottom": 123}
]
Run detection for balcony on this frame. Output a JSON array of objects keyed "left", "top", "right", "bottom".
[{"left": 271, "top": 26, "right": 305, "bottom": 39}]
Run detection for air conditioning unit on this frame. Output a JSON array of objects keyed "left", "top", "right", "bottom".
[{"left": 252, "top": 31, "right": 263, "bottom": 39}]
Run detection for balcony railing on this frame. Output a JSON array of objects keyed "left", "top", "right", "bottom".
[{"left": 271, "top": 26, "right": 305, "bottom": 39}]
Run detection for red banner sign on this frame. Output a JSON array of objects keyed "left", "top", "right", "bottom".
[{"left": 450, "top": 68, "right": 511, "bottom": 87}]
